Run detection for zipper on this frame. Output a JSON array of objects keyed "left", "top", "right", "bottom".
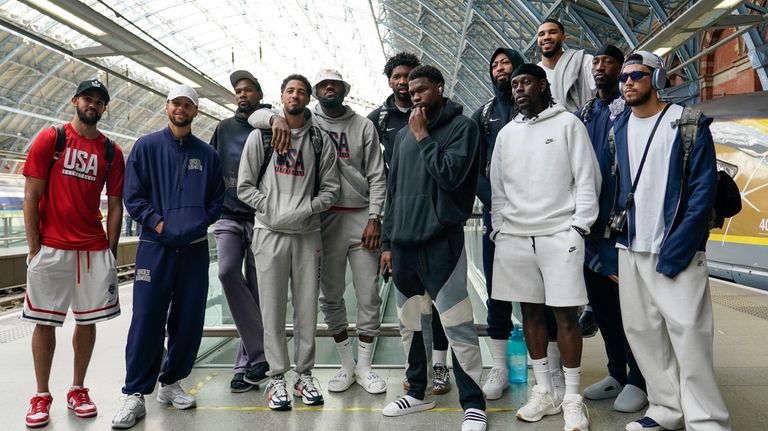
[{"left": 177, "top": 138, "right": 185, "bottom": 191}]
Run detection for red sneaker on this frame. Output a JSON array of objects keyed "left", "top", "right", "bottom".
[
  {"left": 25, "top": 394, "right": 52, "bottom": 428},
  {"left": 66, "top": 387, "right": 97, "bottom": 418}
]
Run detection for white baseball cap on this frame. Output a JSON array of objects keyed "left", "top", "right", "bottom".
[
  {"left": 167, "top": 85, "right": 199, "bottom": 106},
  {"left": 313, "top": 68, "right": 351, "bottom": 98}
]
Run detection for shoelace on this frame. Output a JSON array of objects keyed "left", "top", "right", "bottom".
[
  {"left": 29, "top": 396, "right": 50, "bottom": 415},
  {"left": 70, "top": 388, "right": 91, "bottom": 406},
  {"left": 116, "top": 395, "right": 142, "bottom": 418},
  {"left": 487, "top": 368, "right": 504, "bottom": 384},
  {"left": 433, "top": 365, "right": 448, "bottom": 382},
  {"left": 266, "top": 379, "right": 288, "bottom": 399},
  {"left": 298, "top": 374, "right": 323, "bottom": 395},
  {"left": 562, "top": 397, "right": 589, "bottom": 422}
]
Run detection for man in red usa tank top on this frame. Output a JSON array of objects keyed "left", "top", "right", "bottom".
[{"left": 22, "top": 79, "right": 125, "bottom": 428}]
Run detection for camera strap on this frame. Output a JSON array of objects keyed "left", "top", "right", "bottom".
[{"left": 625, "top": 103, "right": 672, "bottom": 210}]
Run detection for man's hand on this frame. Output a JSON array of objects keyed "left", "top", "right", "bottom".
[
  {"left": 379, "top": 251, "right": 393, "bottom": 277},
  {"left": 155, "top": 220, "right": 164, "bottom": 234},
  {"left": 360, "top": 220, "right": 381, "bottom": 250},
  {"left": 409, "top": 106, "right": 429, "bottom": 141},
  {"left": 608, "top": 274, "right": 619, "bottom": 283},
  {"left": 27, "top": 246, "right": 41, "bottom": 264},
  {"left": 270, "top": 115, "right": 291, "bottom": 155}
]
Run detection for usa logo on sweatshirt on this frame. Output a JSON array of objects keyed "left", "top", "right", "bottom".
[
  {"left": 275, "top": 149, "right": 306, "bottom": 177},
  {"left": 327, "top": 131, "right": 350, "bottom": 159}
]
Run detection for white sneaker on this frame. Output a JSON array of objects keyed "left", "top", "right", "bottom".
[
  {"left": 583, "top": 375, "right": 623, "bottom": 400},
  {"left": 111, "top": 393, "right": 146, "bottom": 429},
  {"left": 328, "top": 368, "right": 355, "bottom": 392},
  {"left": 356, "top": 369, "right": 387, "bottom": 394},
  {"left": 293, "top": 371, "right": 324, "bottom": 406},
  {"left": 156, "top": 381, "right": 196, "bottom": 410},
  {"left": 265, "top": 375, "right": 291, "bottom": 411},
  {"left": 462, "top": 408, "right": 487, "bottom": 431},
  {"left": 562, "top": 393, "right": 589, "bottom": 431},
  {"left": 516, "top": 385, "right": 561, "bottom": 422},
  {"left": 382, "top": 395, "right": 435, "bottom": 417},
  {"left": 482, "top": 367, "right": 509, "bottom": 400}
]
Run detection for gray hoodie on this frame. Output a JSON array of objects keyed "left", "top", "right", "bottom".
[
  {"left": 250, "top": 106, "right": 386, "bottom": 216},
  {"left": 237, "top": 112, "right": 340, "bottom": 233}
]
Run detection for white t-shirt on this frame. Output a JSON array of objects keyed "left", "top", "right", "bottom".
[{"left": 625, "top": 104, "right": 684, "bottom": 253}]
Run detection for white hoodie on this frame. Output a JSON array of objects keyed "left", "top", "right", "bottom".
[{"left": 490, "top": 103, "right": 600, "bottom": 237}]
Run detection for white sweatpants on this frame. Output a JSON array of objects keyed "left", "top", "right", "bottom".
[
  {"left": 618, "top": 249, "right": 731, "bottom": 431},
  {"left": 252, "top": 228, "right": 322, "bottom": 376},
  {"left": 319, "top": 209, "right": 382, "bottom": 337}
]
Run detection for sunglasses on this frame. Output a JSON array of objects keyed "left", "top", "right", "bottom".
[{"left": 619, "top": 71, "right": 651, "bottom": 83}]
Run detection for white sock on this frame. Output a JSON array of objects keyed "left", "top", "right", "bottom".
[
  {"left": 36, "top": 392, "right": 51, "bottom": 397},
  {"left": 530, "top": 356, "right": 554, "bottom": 395},
  {"left": 433, "top": 349, "right": 448, "bottom": 366},
  {"left": 357, "top": 340, "right": 373, "bottom": 372},
  {"left": 335, "top": 339, "right": 356, "bottom": 371},
  {"left": 563, "top": 366, "right": 581, "bottom": 395},
  {"left": 546, "top": 341, "right": 561, "bottom": 374},
  {"left": 490, "top": 338, "right": 507, "bottom": 369}
]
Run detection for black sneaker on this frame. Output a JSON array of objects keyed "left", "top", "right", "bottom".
[
  {"left": 579, "top": 310, "right": 598, "bottom": 338},
  {"left": 244, "top": 361, "right": 269, "bottom": 385},
  {"left": 230, "top": 373, "right": 255, "bottom": 393}
]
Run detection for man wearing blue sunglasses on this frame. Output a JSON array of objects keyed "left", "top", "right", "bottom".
[{"left": 611, "top": 51, "right": 731, "bottom": 431}]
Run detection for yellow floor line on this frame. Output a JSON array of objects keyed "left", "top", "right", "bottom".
[
  {"left": 189, "top": 406, "right": 517, "bottom": 413},
  {"left": 187, "top": 372, "right": 217, "bottom": 396}
]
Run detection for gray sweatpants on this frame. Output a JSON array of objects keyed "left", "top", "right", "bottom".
[
  {"left": 252, "top": 227, "right": 322, "bottom": 376},
  {"left": 213, "top": 218, "right": 266, "bottom": 373},
  {"left": 319, "top": 209, "right": 382, "bottom": 337}
]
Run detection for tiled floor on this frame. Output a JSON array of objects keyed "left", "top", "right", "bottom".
[{"left": 0, "top": 278, "right": 766, "bottom": 430}]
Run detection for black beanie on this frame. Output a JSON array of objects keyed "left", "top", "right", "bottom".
[
  {"left": 595, "top": 45, "right": 625, "bottom": 64},
  {"left": 510, "top": 63, "right": 547, "bottom": 80}
]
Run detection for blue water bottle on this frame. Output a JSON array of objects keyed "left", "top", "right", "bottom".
[{"left": 507, "top": 324, "right": 528, "bottom": 383}]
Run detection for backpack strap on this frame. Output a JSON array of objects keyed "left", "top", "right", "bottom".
[
  {"left": 480, "top": 97, "right": 495, "bottom": 136},
  {"left": 579, "top": 97, "right": 597, "bottom": 124},
  {"left": 309, "top": 125, "right": 323, "bottom": 197},
  {"left": 104, "top": 136, "right": 114, "bottom": 175},
  {"left": 377, "top": 107, "right": 389, "bottom": 140},
  {"left": 255, "top": 129, "right": 274, "bottom": 188},
  {"left": 48, "top": 124, "right": 67, "bottom": 174},
  {"left": 675, "top": 105, "right": 702, "bottom": 167}
]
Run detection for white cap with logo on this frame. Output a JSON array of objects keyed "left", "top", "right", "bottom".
[
  {"left": 167, "top": 85, "right": 199, "bottom": 106},
  {"left": 313, "top": 68, "right": 351, "bottom": 99}
]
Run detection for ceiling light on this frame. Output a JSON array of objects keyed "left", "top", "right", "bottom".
[
  {"left": 25, "top": 0, "right": 107, "bottom": 37},
  {"left": 155, "top": 67, "right": 201, "bottom": 88},
  {"left": 714, "top": 0, "right": 743, "bottom": 9},
  {"left": 653, "top": 47, "right": 673, "bottom": 56}
]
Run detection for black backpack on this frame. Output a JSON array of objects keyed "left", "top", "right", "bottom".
[
  {"left": 255, "top": 125, "right": 324, "bottom": 196},
  {"left": 676, "top": 106, "right": 742, "bottom": 229},
  {"left": 49, "top": 124, "right": 115, "bottom": 176}
]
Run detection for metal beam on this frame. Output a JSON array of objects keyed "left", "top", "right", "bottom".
[
  {"left": 449, "top": 0, "right": 475, "bottom": 95},
  {"left": 595, "top": 0, "right": 640, "bottom": 48}
]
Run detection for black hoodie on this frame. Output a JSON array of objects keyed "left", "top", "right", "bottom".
[
  {"left": 382, "top": 98, "right": 480, "bottom": 248},
  {"left": 209, "top": 103, "right": 271, "bottom": 221},
  {"left": 471, "top": 47, "right": 526, "bottom": 208},
  {"left": 367, "top": 94, "right": 409, "bottom": 166}
]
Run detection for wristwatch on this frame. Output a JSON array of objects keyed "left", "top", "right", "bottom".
[{"left": 370, "top": 214, "right": 382, "bottom": 223}]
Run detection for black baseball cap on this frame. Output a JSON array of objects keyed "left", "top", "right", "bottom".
[
  {"left": 74, "top": 79, "right": 110, "bottom": 104},
  {"left": 229, "top": 70, "right": 261, "bottom": 92}
]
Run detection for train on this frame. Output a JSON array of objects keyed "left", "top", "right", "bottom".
[
  {"left": 0, "top": 92, "right": 766, "bottom": 290},
  {"left": 698, "top": 91, "right": 768, "bottom": 290}
]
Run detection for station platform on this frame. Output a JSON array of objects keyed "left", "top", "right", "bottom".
[{"left": 1, "top": 276, "right": 767, "bottom": 430}]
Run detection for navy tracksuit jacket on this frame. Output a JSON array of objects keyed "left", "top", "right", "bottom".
[{"left": 122, "top": 127, "right": 224, "bottom": 394}]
